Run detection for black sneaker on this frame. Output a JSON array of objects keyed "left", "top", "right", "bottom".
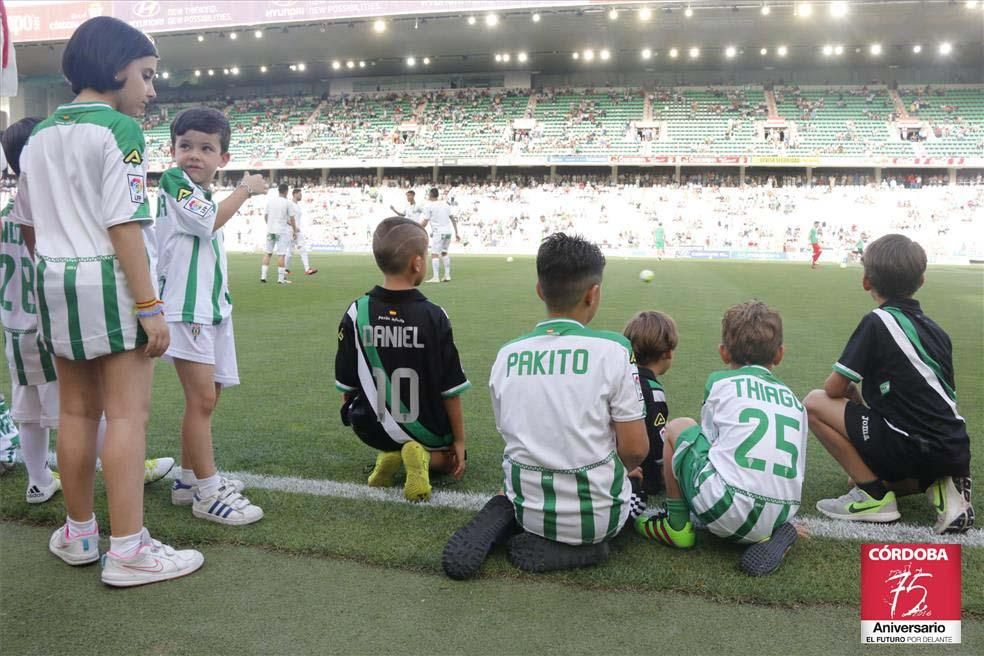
[
  {"left": 442, "top": 496, "right": 519, "bottom": 580},
  {"left": 739, "top": 522, "right": 798, "bottom": 576},
  {"left": 507, "top": 532, "right": 610, "bottom": 573}
]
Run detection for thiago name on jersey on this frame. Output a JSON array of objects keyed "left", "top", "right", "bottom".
[{"left": 731, "top": 376, "right": 804, "bottom": 411}]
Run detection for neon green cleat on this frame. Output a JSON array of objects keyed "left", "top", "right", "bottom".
[
  {"left": 635, "top": 511, "right": 696, "bottom": 549},
  {"left": 401, "top": 441, "right": 431, "bottom": 502},
  {"left": 367, "top": 450, "right": 403, "bottom": 488}
]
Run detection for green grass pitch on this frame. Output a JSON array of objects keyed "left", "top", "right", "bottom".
[{"left": 1, "top": 254, "right": 981, "bottom": 617}]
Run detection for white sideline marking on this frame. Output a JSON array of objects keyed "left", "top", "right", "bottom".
[{"left": 157, "top": 468, "right": 984, "bottom": 548}]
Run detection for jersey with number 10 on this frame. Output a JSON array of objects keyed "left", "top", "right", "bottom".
[{"left": 701, "top": 365, "right": 808, "bottom": 506}]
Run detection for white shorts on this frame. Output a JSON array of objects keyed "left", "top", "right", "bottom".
[
  {"left": 290, "top": 232, "right": 309, "bottom": 254},
  {"left": 11, "top": 381, "right": 59, "bottom": 429},
  {"left": 430, "top": 232, "right": 452, "bottom": 254},
  {"left": 4, "top": 330, "right": 58, "bottom": 387},
  {"left": 265, "top": 232, "right": 291, "bottom": 257},
  {"left": 163, "top": 317, "right": 240, "bottom": 388}
]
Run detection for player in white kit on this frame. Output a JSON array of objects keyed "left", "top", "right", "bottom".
[
  {"left": 390, "top": 189, "right": 424, "bottom": 224},
  {"left": 420, "top": 187, "right": 459, "bottom": 283},
  {"left": 260, "top": 183, "right": 296, "bottom": 284},
  {"left": 284, "top": 187, "right": 318, "bottom": 276}
]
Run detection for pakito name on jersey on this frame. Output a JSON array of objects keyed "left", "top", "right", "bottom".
[
  {"left": 1, "top": 221, "right": 24, "bottom": 246},
  {"left": 506, "top": 349, "right": 589, "bottom": 377},
  {"left": 731, "top": 377, "right": 804, "bottom": 411},
  {"left": 362, "top": 325, "right": 423, "bottom": 349}
]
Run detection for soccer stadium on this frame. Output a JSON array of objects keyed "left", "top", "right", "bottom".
[{"left": 0, "top": 1, "right": 982, "bottom": 654}]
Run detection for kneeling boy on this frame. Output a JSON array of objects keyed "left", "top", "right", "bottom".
[
  {"left": 335, "top": 217, "right": 469, "bottom": 502},
  {"left": 637, "top": 301, "right": 808, "bottom": 576}
]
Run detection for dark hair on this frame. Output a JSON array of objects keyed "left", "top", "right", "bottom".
[
  {"left": 170, "top": 107, "right": 231, "bottom": 153},
  {"left": 373, "top": 217, "right": 428, "bottom": 274},
  {"left": 536, "top": 233, "right": 606, "bottom": 311},
  {"left": 62, "top": 17, "right": 157, "bottom": 95},
  {"left": 624, "top": 311, "right": 678, "bottom": 365},
  {"left": 721, "top": 301, "right": 783, "bottom": 367},
  {"left": 292, "top": 188, "right": 302, "bottom": 195},
  {"left": 278, "top": 183, "right": 289, "bottom": 194},
  {"left": 863, "top": 234, "right": 926, "bottom": 299},
  {"left": 429, "top": 187, "right": 439, "bottom": 198},
  {"left": 0, "top": 117, "right": 42, "bottom": 177}
]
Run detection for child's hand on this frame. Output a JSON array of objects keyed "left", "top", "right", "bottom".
[
  {"left": 242, "top": 173, "right": 268, "bottom": 196},
  {"left": 451, "top": 443, "right": 466, "bottom": 480},
  {"left": 846, "top": 383, "right": 863, "bottom": 405},
  {"left": 139, "top": 313, "right": 170, "bottom": 358},
  {"left": 627, "top": 466, "right": 643, "bottom": 480}
]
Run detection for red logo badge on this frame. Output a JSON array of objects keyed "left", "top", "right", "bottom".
[{"left": 861, "top": 544, "right": 961, "bottom": 644}]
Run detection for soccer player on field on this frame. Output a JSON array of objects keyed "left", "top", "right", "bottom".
[
  {"left": 654, "top": 223, "right": 666, "bottom": 261},
  {"left": 2, "top": 118, "right": 174, "bottom": 506},
  {"left": 809, "top": 221, "right": 822, "bottom": 269},
  {"left": 805, "top": 234, "right": 974, "bottom": 534},
  {"left": 442, "top": 233, "right": 649, "bottom": 579},
  {"left": 420, "top": 187, "right": 460, "bottom": 283},
  {"left": 624, "top": 311, "right": 677, "bottom": 496},
  {"left": 17, "top": 16, "right": 202, "bottom": 586},
  {"left": 284, "top": 187, "right": 318, "bottom": 276},
  {"left": 390, "top": 189, "right": 423, "bottom": 223},
  {"left": 335, "top": 216, "right": 470, "bottom": 502},
  {"left": 636, "top": 301, "right": 808, "bottom": 576},
  {"left": 157, "top": 108, "right": 268, "bottom": 526},
  {"left": 260, "top": 182, "right": 296, "bottom": 284}
]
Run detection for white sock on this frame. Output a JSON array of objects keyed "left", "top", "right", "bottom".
[
  {"left": 18, "top": 422, "right": 52, "bottom": 486},
  {"left": 109, "top": 529, "right": 144, "bottom": 558},
  {"left": 180, "top": 467, "right": 197, "bottom": 485},
  {"left": 442, "top": 255, "right": 451, "bottom": 278},
  {"left": 197, "top": 473, "right": 221, "bottom": 499},
  {"left": 431, "top": 257, "right": 440, "bottom": 278},
  {"left": 261, "top": 264, "right": 268, "bottom": 280},
  {"left": 284, "top": 254, "right": 292, "bottom": 271},
  {"left": 277, "top": 267, "right": 286, "bottom": 283},
  {"left": 67, "top": 514, "right": 97, "bottom": 538},
  {"left": 301, "top": 253, "right": 310, "bottom": 270}
]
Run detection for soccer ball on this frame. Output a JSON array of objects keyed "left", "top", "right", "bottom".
[
  {"left": 639, "top": 269, "right": 655, "bottom": 283},
  {"left": 840, "top": 262, "right": 847, "bottom": 269},
  {"left": 506, "top": 256, "right": 514, "bottom": 263}
]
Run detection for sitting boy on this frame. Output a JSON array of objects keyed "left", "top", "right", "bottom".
[
  {"left": 335, "top": 217, "right": 469, "bottom": 502},
  {"left": 442, "top": 233, "right": 648, "bottom": 579},
  {"left": 637, "top": 301, "right": 808, "bottom": 576},
  {"left": 805, "top": 234, "right": 973, "bottom": 534},
  {"left": 624, "top": 310, "right": 677, "bottom": 497}
]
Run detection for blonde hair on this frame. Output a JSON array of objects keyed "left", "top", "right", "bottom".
[
  {"left": 721, "top": 301, "right": 783, "bottom": 366},
  {"left": 624, "top": 311, "right": 678, "bottom": 364}
]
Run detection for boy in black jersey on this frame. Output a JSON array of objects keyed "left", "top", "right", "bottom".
[
  {"left": 624, "top": 311, "right": 678, "bottom": 496},
  {"left": 335, "top": 217, "right": 470, "bottom": 502},
  {"left": 805, "top": 234, "right": 974, "bottom": 534}
]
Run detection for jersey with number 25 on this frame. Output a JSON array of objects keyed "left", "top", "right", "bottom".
[{"left": 701, "top": 365, "right": 808, "bottom": 505}]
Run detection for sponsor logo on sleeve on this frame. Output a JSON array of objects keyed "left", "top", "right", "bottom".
[
  {"left": 127, "top": 174, "right": 146, "bottom": 204},
  {"left": 184, "top": 196, "right": 212, "bottom": 218},
  {"left": 175, "top": 188, "right": 193, "bottom": 202},
  {"left": 123, "top": 149, "right": 143, "bottom": 166}
]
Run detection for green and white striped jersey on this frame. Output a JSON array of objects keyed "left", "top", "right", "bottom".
[
  {"left": 490, "top": 318, "right": 646, "bottom": 545},
  {"left": 157, "top": 167, "right": 231, "bottom": 325},
  {"left": 700, "top": 365, "right": 808, "bottom": 506},
  {"left": 15, "top": 103, "right": 153, "bottom": 360},
  {"left": 0, "top": 196, "right": 38, "bottom": 334}
]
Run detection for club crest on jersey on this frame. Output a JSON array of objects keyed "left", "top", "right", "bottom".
[
  {"left": 184, "top": 196, "right": 211, "bottom": 218},
  {"left": 190, "top": 323, "right": 202, "bottom": 340},
  {"left": 123, "top": 149, "right": 143, "bottom": 166},
  {"left": 176, "top": 188, "right": 193, "bottom": 202},
  {"left": 127, "top": 174, "right": 145, "bottom": 204}
]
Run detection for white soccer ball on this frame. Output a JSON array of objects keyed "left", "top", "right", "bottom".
[
  {"left": 506, "top": 256, "right": 514, "bottom": 263},
  {"left": 840, "top": 262, "right": 848, "bottom": 269},
  {"left": 639, "top": 269, "right": 655, "bottom": 283}
]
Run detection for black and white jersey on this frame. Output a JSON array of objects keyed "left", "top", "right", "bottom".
[
  {"left": 834, "top": 298, "right": 969, "bottom": 463},
  {"left": 335, "top": 286, "right": 470, "bottom": 449}
]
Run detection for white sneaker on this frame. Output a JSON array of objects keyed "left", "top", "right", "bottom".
[
  {"left": 816, "top": 487, "right": 901, "bottom": 523},
  {"left": 100, "top": 528, "right": 204, "bottom": 588},
  {"left": 441, "top": 275, "right": 452, "bottom": 282},
  {"left": 144, "top": 457, "right": 175, "bottom": 485},
  {"left": 49, "top": 523, "right": 101, "bottom": 565},
  {"left": 171, "top": 476, "right": 245, "bottom": 506},
  {"left": 192, "top": 482, "right": 264, "bottom": 526},
  {"left": 26, "top": 471, "right": 61, "bottom": 504},
  {"left": 277, "top": 279, "right": 293, "bottom": 285},
  {"left": 926, "top": 477, "right": 975, "bottom": 534},
  {"left": 425, "top": 276, "right": 440, "bottom": 283}
]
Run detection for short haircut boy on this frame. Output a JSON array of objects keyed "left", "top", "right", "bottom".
[
  {"left": 62, "top": 16, "right": 157, "bottom": 94},
  {"left": 170, "top": 108, "right": 231, "bottom": 153},
  {"left": 0, "top": 118, "right": 42, "bottom": 176},
  {"left": 862, "top": 234, "right": 926, "bottom": 300},
  {"left": 429, "top": 187, "right": 439, "bottom": 198},
  {"left": 625, "top": 311, "right": 678, "bottom": 365},
  {"left": 536, "top": 233, "right": 606, "bottom": 311},
  {"left": 721, "top": 301, "right": 783, "bottom": 366},
  {"left": 373, "top": 216, "right": 428, "bottom": 274},
  {"left": 278, "top": 182, "right": 289, "bottom": 194}
]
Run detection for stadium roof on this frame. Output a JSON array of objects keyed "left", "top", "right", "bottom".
[{"left": 10, "top": 1, "right": 984, "bottom": 84}]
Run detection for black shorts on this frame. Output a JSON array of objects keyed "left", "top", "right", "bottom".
[
  {"left": 343, "top": 393, "right": 403, "bottom": 452},
  {"left": 844, "top": 402, "right": 970, "bottom": 483}
]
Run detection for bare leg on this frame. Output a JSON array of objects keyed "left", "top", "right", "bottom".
[
  {"left": 54, "top": 357, "right": 102, "bottom": 523},
  {"left": 803, "top": 390, "right": 878, "bottom": 483},
  {"left": 174, "top": 359, "right": 220, "bottom": 480},
  {"left": 663, "top": 417, "right": 697, "bottom": 501}
]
